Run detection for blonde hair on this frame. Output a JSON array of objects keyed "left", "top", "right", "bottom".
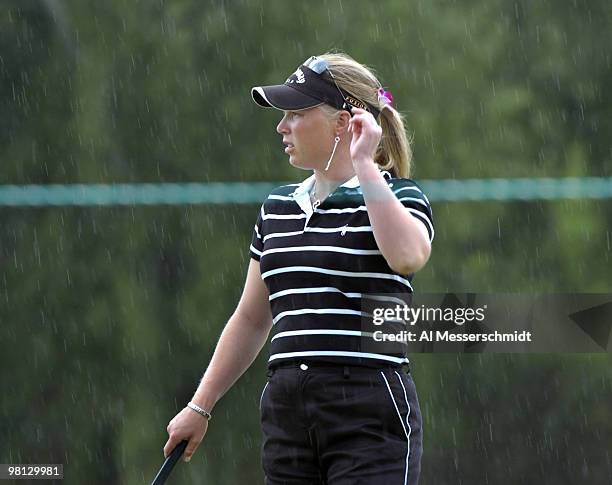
[{"left": 318, "top": 52, "right": 413, "bottom": 178}]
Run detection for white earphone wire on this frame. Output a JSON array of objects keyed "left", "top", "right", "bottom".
[{"left": 324, "top": 136, "right": 341, "bottom": 171}]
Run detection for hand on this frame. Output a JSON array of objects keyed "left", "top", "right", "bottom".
[
  {"left": 164, "top": 406, "right": 208, "bottom": 462},
  {"left": 348, "top": 107, "right": 382, "bottom": 165}
]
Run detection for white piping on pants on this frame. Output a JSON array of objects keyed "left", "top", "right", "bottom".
[
  {"left": 380, "top": 371, "right": 411, "bottom": 485},
  {"left": 259, "top": 381, "right": 270, "bottom": 412},
  {"left": 395, "top": 371, "right": 412, "bottom": 483}
]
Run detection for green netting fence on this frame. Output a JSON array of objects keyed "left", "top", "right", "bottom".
[{"left": 1, "top": 177, "right": 611, "bottom": 206}]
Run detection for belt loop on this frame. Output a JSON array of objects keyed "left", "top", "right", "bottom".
[
  {"left": 343, "top": 366, "right": 350, "bottom": 379},
  {"left": 402, "top": 362, "right": 411, "bottom": 374},
  {"left": 266, "top": 368, "right": 275, "bottom": 378}
]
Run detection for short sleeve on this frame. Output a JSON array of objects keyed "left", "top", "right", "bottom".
[
  {"left": 249, "top": 204, "right": 265, "bottom": 261},
  {"left": 392, "top": 179, "right": 435, "bottom": 242}
]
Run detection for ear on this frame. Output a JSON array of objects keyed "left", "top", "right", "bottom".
[{"left": 334, "top": 111, "right": 351, "bottom": 134}]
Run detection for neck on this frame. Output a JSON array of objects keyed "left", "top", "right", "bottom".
[
  {"left": 312, "top": 169, "right": 354, "bottom": 201},
  {"left": 312, "top": 151, "right": 355, "bottom": 200}
]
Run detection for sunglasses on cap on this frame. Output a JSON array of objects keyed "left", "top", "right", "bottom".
[{"left": 302, "top": 56, "right": 379, "bottom": 116}]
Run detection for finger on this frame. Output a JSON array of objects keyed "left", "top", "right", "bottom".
[
  {"left": 163, "top": 437, "right": 178, "bottom": 458},
  {"left": 350, "top": 108, "right": 373, "bottom": 121},
  {"left": 350, "top": 115, "right": 370, "bottom": 129},
  {"left": 350, "top": 117, "right": 362, "bottom": 129},
  {"left": 183, "top": 438, "right": 201, "bottom": 463},
  {"left": 351, "top": 111, "right": 376, "bottom": 127}
]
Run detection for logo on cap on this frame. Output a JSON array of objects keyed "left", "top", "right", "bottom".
[
  {"left": 286, "top": 68, "right": 305, "bottom": 84},
  {"left": 344, "top": 95, "right": 367, "bottom": 111}
]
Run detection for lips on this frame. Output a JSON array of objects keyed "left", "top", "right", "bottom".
[{"left": 283, "top": 140, "right": 295, "bottom": 153}]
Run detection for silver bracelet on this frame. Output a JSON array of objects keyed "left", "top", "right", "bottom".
[{"left": 187, "top": 401, "right": 212, "bottom": 420}]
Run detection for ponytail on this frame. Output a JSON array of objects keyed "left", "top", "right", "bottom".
[{"left": 375, "top": 105, "right": 412, "bottom": 178}]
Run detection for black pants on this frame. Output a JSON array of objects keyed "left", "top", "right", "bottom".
[{"left": 260, "top": 363, "right": 422, "bottom": 485}]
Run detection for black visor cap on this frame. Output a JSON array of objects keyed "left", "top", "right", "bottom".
[
  {"left": 251, "top": 84, "right": 323, "bottom": 111},
  {"left": 251, "top": 63, "right": 380, "bottom": 117}
]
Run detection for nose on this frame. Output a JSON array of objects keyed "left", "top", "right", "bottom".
[{"left": 276, "top": 114, "right": 289, "bottom": 135}]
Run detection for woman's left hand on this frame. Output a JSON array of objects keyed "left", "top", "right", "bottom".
[{"left": 348, "top": 107, "right": 382, "bottom": 165}]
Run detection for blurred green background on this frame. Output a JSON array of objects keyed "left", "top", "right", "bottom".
[{"left": 1, "top": 0, "right": 611, "bottom": 483}]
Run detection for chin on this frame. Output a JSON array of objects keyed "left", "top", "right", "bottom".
[{"left": 288, "top": 157, "right": 312, "bottom": 171}]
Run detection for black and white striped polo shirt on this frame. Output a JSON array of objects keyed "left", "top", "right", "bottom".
[{"left": 250, "top": 170, "right": 434, "bottom": 367}]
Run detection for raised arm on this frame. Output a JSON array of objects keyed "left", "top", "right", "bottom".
[{"left": 348, "top": 107, "right": 432, "bottom": 275}]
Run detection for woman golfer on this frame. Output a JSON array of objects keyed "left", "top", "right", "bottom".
[{"left": 164, "top": 52, "right": 434, "bottom": 485}]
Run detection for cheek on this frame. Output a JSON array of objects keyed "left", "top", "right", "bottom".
[
  {"left": 299, "top": 123, "right": 328, "bottom": 147},
  {"left": 291, "top": 118, "right": 333, "bottom": 162}
]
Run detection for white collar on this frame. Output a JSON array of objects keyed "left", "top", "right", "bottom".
[
  {"left": 291, "top": 170, "right": 391, "bottom": 216},
  {"left": 292, "top": 173, "right": 317, "bottom": 197},
  {"left": 291, "top": 174, "right": 317, "bottom": 217},
  {"left": 292, "top": 170, "right": 391, "bottom": 196}
]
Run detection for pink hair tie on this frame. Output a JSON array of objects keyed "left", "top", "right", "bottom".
[{"left": 377, "top": 88, "right": 394, "bottom": 106}]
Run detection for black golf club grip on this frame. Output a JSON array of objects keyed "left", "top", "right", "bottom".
[{"left": 151, "top": 440, "right": 189, "bottom": 485}]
